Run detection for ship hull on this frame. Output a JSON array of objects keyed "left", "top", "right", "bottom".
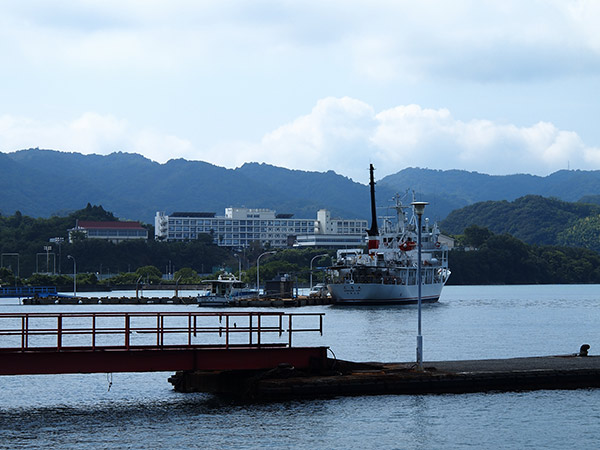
[{"left": 327, "top": 282, "right": 443, "bottom": 305}]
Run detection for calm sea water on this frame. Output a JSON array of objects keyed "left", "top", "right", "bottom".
[{"left": 1, "top": 285, "right": 600, "bottom": 449}]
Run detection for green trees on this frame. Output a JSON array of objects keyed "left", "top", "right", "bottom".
[
  {"left": 557, "top": 215, "right": 600, "bottom": 253},
  {"left": 0, "top": 206, "right": 234, "bottom": 278},
  {"left": 240, "top": 249, "right": 333, "bottom": 285},
  {"left": 2, "top": 205, "right": 333, "bottom": 286},
  {"left": 173, "top": 268, "right": 201, "bottom": 284},
  {"left": 447, "top": 228, "right": 600, "bottom": 285},
  {"left": 441, "top": 195, "right": 600, "bottom": 246},
  {"left": 0, "top": 267, "right": 18, "bottom": 286},
  {"left": 3, "top": 203, "right": 600, "bottom": 287},
  {"left": 76, "top": 203, "right": 116, "bottom": 221},
  {"left": 462, "top": 225, "right": 493, "bottom": 248},
  {"left": 134, "top": 266, "right": 162, "bottom": 284}
]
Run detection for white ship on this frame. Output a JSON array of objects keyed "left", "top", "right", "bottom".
[{"left": 327, "top": 165, "right": 450, "bottom": 305}]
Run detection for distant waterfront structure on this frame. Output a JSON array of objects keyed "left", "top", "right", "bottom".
[
  {"left": 155, "top": 208, "right": 368, "bottom": 249},
  {"left": 68, "top": 220, "right": 148, "bottom": 244},
  {"left": 437, "top": 233, "right": 455, "bottom": 249}
]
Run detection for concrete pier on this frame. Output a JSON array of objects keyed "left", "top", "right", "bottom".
[
  {"left": 169, "top": 355, "right": 600, "bottom": 401},
  {"left": 22, "top": 296, "right": 198, "bottom": 305},
  {"left": 21, "top": 295, "right": 334, "bottom": 306}
]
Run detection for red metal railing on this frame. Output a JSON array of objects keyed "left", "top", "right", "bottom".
[{"left": 0, "top": 311, "right": 324, "bottom": 351}]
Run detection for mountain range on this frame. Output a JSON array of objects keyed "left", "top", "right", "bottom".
[{"left": 2, "top": 148, "right": 600, "bottom": 225}]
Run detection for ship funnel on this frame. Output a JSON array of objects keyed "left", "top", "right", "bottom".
[{"left": 366, "top": 164, "right": 379, "bottom": 250}]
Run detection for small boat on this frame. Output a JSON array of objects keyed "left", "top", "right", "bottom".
[
  {"left": 198, "top": 273, "right": 258, "bottom": 306},
  {"left": 326, "top": 164, "right": 451, "bottom": 305}
]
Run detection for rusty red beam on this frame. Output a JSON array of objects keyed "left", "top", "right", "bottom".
[{"left": 0, "top": 346, "right": 329, "bottom": 375}]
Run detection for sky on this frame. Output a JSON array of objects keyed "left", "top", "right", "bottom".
[{"left": 1, "top": 0, "right": 599, "bottom": 184}]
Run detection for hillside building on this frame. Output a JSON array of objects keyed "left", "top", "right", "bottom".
[
  {"left": 68, "top": 220, "right": 148, "bottom": 244},
  {"left": 155, "top": 208, "right": 368, "bottom": 249}
]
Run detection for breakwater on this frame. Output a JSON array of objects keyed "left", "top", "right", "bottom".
[
  {"left": 169, "top": 354, "right": 600, "bottom": 401},
  {"left": 21, "top": 295, "right": 334, "bottom": 307}
]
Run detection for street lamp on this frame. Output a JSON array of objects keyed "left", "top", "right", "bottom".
[
  {"left": 256, "top": 251, "right": 276, "bottom": 296},
  {"left": 411, "top": 201, "right": 428, "bottom": 371},
  {"left": 234, "top": 253, "right": 243, "bottom": 280},
  {"left": 49, "top": 237, "right": 64, "bottom": 274},
  {"left": 67, "top": 255, "right": 77, "bottom": 297},
  {"left": 44, "top": 246, "right": 52, "bottom": 274},
  {"left": 310, "top": 254, "right": 328, "bottom": 290}
]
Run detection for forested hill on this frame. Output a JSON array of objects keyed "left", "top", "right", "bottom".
[
  {"left": 379, "top": 167, "right": 600, "bottom": 218},
  {"left": 1, "top": 149, "right": 383, "bottom": 223},
  {"left": 440, "top": 195, "right": 600, "bottom": 250},
  {"left": 4, "top": 148, "right": 600, "bottom": 224}
]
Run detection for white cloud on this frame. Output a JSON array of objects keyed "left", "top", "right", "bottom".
[
  {"left": 2, "top": 1, "right": 600, "bottom": 82},
  {"left": 202, "top": 97, "right": 376, "bottom": 173},
  {"left": 4, "top": 97, "right": 598, "bottom": 183},
  {"left": 206, "top": 98, "right": 600, "bottom": 182},
  {"left": 0, "top": 112, "right": 195, "bottom": 163},
  {"left": 1, "top": 1, "right": 599, "bottom": 183}
]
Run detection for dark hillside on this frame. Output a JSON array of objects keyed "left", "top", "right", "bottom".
[
  {"left": 440, "top": 195, "right": 600, "bottom": 246},
  {"left": 5, "top": 150, "right": 600, "bottom": 225},
  {"left": 379, "top": 167, "right": 600, "bottom": 210}
]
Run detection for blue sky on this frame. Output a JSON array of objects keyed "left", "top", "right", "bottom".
[{"left": 1, "top": 0, "right": 599, "bottom": 183}]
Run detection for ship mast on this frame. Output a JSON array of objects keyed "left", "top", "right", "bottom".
[{"left": 366, "top": 164, "right": 379, "bottom": 250}]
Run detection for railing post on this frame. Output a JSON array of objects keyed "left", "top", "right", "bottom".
[
  {"left": 288, "top": 314, "right": 293, "bottom": 347},
  {"left": 188, "top": 314, "right": 192, "bottom": 346},
  {"left": 156, "top": 313, "right": 160, "bottom": 347},
  {"left": 257, "top": 314, "right": 261, "bottom": 347},
  {"left": 160, "top": 314, "right": 164, "bottom": 347},
  {"left": 225, "top": 315, "right": 229, "bottom": 349},
  {"left": 124, "top": 314, "right": 130, "bottom": 350},
  {"left": 21, "top": 315, "right": 28, "bottom": 350},
  {"left": 249, "top": 313, "right": 253, "bottom": 346},
  {"left": 92, "top": 315, "right": 96, "bottom": 350},
  {"left": 57, "top": 314, "right": 62, "bottom": 350},
  {"left": 278, "top": 314, "right": 283, "bottom": 337}
]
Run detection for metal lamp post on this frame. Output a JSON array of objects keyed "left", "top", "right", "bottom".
[
  {"left": 411, "top": 201, "right": 428, "bottom": 371},
  {"left": 235, "top": 253, "right": 243, "bottom": 280},
  {"left": 43, "top": 246, "right": 52, "bottom": 274},
  {"left": 310, "top": 254, "right": 328, "bottom": 290},
  {"left": 49, "top": 237, "right": 64, "bottom": 274},
  {"left": 256, "top": 251, "right": 276, "bottom": 296},
  {"left": 67, "top": 255, "right": 77, "bottom": 297}
]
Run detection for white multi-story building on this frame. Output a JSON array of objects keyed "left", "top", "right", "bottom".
[{"left": 155, "top": 208, "right": 367, "bottom": 249}]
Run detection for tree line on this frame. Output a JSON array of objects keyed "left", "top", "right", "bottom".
[
  {"left": 2, "top": 205, "right": 600, "bottom": 287},
  {"left": 441, "top": 195, "right": 600, "bottom": 249},
  {"left": 0, "top": 205, "right": 335, "bottom": 287},
  {"left": 447, "top": 225, "right": 600, "bottom": 284}
]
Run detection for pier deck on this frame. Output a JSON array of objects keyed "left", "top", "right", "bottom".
[{"left": 170, "top": 354, "right": 600, "bottom": 400}]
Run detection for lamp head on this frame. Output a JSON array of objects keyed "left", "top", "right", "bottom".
[{"left": 411, "top": 201, "right": 429, "bottom": 217}]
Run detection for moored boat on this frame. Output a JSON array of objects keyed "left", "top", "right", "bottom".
[
  {"left": 198, "top": 273, "right": 258, "bottom": 306},
  {"left": 326, "top": 165, "right": 450, "bottom": 305}
]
